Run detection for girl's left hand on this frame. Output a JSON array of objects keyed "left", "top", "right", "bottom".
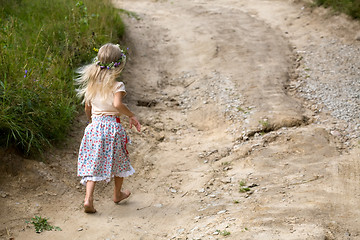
[{"left": 129, "top": 116, "right": 141, "bottom": 132}]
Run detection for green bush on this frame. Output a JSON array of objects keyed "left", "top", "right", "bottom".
[
  {"left": 315, "top": 0, "right": 360, "bottom": 19},
  {"left": 0, "top": 0, "right": 125, "bottom": 155}
]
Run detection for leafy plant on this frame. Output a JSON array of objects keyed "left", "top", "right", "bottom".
[
  {"left": 239, "top": 187, "right": 251, "bottom": 193},
  {"left": 239, "top": 180, "right": 251, "bottom": 193},
  {"left": 216, "top": 229, "right": 231, "bottom": 236},
  {"left": 259, "top": 119, "right": 269, "bottom": 128},
  {"left": 236, "top": 106, "right": 249, "bottom": 114},
  {"left": 239, "top": 180, "right": 246, "bottom": 186},
  {"left": 26, "top": 216, "right": 62, "bottom": 233},
  {"left": 237, "top": 106, "right": 245, "bottom": 112}
]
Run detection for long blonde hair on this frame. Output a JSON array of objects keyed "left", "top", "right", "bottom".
[{"left": 75, "top": 43, "right": 126, "bottom": 104}]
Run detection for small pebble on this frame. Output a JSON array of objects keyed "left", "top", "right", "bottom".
[
  {"left": 0, "top": 191, "right": 8, "bottom": 198},
  {"left": 154, "top": 203, "right": 163, "bottom": 208},
  {"left": 217, "top": 210, "right": 227, "bottom": 214}
]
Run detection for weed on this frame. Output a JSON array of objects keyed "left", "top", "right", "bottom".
[
  {"left": 239, "top": 180, "right": 246, "bottom": 186},
  {"left": 215, "top": 229, "right": 231, "bottom": 236},
  {"left": 239, "top": 180, "right": 251, "bottom": 193},
  {"left": 26, "top": 216, "right": 62, "bottom": 233},
  {"left": 259, "top": 119, "right": 269, "bottom": 128},
  {"left": 233, "top": 200, "right": 239, "bottom": 204},
  {"left": 237, "top": 106, "right": 245, "bottom": 112},
  {"left": 236, "top": 106, "right": 249, "bottom": 114},
  {"left": 239, "top": 187, "right": 251, "bottom": 193}
]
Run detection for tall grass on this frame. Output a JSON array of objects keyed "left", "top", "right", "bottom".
[
  {"left": 0, "top": 0, "right": 125, "bottom": 155},
  {"left": 315, "top": 0, "right": 360, "bottom": 19}
]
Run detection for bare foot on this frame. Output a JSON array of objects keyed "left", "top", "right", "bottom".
[
  {"left": 114, "top": 189, "right": 131, "bottom": 203},
  {"left": 84, "top": 199, "right": 96, "bottom": 213}
]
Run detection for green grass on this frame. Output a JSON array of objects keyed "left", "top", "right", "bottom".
[
  {"left": 0, "top": 0, "right": 125, "bottom": 155},
  {"left": 315, "top": 0, "right": 360, "bottom": 19}
]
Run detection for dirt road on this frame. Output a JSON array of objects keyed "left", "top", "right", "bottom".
[{"left": 1, "top": 0, "right": 360, "bottom": 239}]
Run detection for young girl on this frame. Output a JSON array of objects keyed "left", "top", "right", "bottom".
[{"left": 75, "top": 43, "right": 141, "bottom": 213}]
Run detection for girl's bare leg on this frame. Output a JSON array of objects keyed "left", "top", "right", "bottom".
[
  {"left": 84, "top": 180, "right": 96, "bottom": 213},
  {"left": 114, "top": 177, "right": 131, "bottom": 203}
]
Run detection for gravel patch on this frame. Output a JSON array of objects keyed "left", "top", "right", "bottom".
[
  {"left": 176, "top": 71, "right": 247, "bottom": 135},
  {"left": 293, "top": 38, "right": 360, "bottom": 142}
]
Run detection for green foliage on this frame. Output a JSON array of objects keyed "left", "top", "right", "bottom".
[
  {"left": 239, "top": 180, "right": 246, "bottom": 186},
  {"left": 239, "top": 187, "right": 251, "bottom": 193},
  {"left": 236, "top": 106, "right": 250, "bottom": 114},
  {"left": 216, "top": 229, "right": 231, "bottom": 236},
  {"left": 315, "top": 0, "right": 360, "bottom": 19},
  {"left": 239, "top": 180, "right": 251, "bottom": 193},
  {"left": 26, "top": 216, "right": 62, "bottom": 233},
  {"left": 259, "top": 119, "right": 269, "bottom": 128},
  {"left": 0, "top": 0, "right": 125, "bottom": 155}
]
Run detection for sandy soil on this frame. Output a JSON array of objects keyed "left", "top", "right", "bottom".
[{"left": 1, "top": 0, "right": 360, "bottom": 239}]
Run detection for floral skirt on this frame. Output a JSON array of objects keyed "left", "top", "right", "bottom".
[{"left": 77, "top": 115, "right": 135, "bottom": 185}]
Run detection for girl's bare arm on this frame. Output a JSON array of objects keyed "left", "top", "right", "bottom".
[{"left": 113, "top": 92, "right": 141, "bottom": 132}]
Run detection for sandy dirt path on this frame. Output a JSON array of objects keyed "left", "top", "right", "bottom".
[{"left": 1, "top": 0, "right": 360, "bottom": 239}]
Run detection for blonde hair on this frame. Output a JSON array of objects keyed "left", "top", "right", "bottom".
[{"left": 75, "top": 43, "right": 126, "bottom": 104}]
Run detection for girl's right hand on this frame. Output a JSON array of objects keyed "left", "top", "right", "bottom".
[{"left": 129, "top": 116, "right": 141, "bottom": 132}]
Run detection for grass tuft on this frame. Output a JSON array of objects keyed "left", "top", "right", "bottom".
[
  {"left": 216, "top": 229, "right": 231, "bottom": 236},
  {"left": 239, "top": 180, "right": 251, "bottom": 193},
  {"left": 315, "top": 0, "right": 360, "bottom": 19}
]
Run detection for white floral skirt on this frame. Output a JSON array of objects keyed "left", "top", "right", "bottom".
[{"left": 77, "top": 115, "right": 135, "bottom": 185}]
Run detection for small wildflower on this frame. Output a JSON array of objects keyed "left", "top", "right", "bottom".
[{"left": 93, "top": 47, "right": 99, "bottom": 52}]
